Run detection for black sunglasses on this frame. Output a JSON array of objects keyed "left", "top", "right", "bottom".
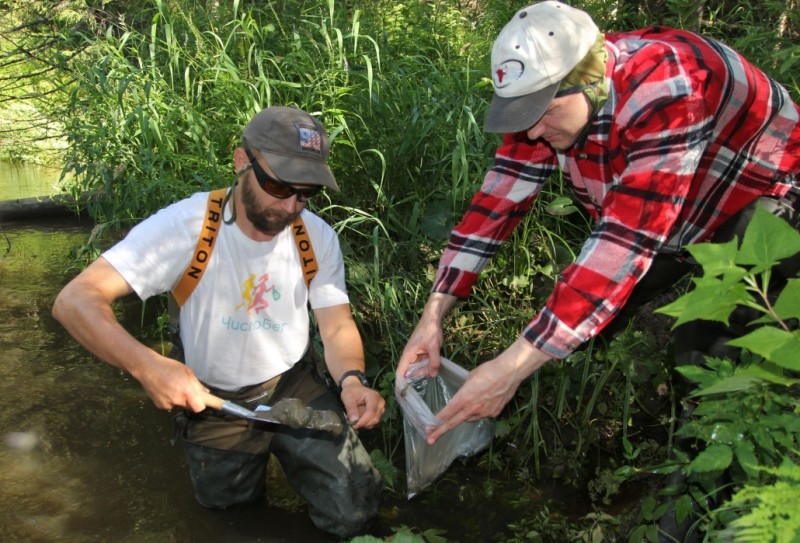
[{"left": 245, "top": 149, "right": 323, "bottom": 202}]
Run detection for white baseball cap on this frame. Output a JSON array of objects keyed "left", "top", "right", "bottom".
[{"left": 484, "top": 1, "right": 598, "bottom": 133}]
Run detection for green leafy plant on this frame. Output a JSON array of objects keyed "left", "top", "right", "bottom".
[
  {"left": 626, "top": 206, "right": 800, "bottom": 542},
  {"left": 713, "top": 459, "right": 800, "bottom": 543}
]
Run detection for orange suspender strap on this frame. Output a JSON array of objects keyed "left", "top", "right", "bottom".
[
  {"left": 171, "top": 188, "right": 318, "bottom": 307},
  {"left": 291, "top": 215, "right": 318, "bottom": 288},
  {"left": 172, "top": 188, "right": 227, "bottom": 307}
]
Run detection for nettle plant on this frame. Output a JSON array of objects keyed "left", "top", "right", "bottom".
[{"left": 630, "top": 206, "right": 800, "bottom": 542}]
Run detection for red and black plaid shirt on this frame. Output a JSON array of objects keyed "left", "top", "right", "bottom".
[{"left": 433, "top": 26, "right": 800, "bottom": 359}]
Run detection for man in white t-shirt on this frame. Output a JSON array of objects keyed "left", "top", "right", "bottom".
[{"left": 52, "top": 106, "right": 385, "bottom": 539}]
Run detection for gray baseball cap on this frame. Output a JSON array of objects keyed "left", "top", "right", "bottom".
[{"left": 243, "top": 106, "right": 339, "bottom": 191}]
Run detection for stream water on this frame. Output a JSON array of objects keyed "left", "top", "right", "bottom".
[
  {"left": 0, "top": 163, "right": 547, "bottom": 542},
  {"left": 0, "top": 161, "right": 63, "bottom": 200}
]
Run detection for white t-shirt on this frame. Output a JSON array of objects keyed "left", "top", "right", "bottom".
[{"left": 103, "top": 190, "right": 349, "bottom": 389}]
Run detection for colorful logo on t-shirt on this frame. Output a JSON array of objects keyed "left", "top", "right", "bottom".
[{"left": 235, "top": 273, "right": 281, "bottom": 315}]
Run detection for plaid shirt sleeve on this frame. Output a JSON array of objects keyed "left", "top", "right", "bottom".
[
  {"left": 432, "top": 135, "right": 558, "bottom": 299},
  {"left": 434, "top": 27, "right": 800, "bottom": 360}
]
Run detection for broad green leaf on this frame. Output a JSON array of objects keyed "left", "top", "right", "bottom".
[
  {"left": 640, "top": 496, "right": 657, "bottom": 519},
  {"left": 739, "top": 362, "right": 800, "bottom": 387},
  {"left": 736, "top": 206, "right": 800, "bottom": 272},
  {"left": 686, "top": 238, "right": 739, "bottom": 276},
  {"left": 773, "top": 430, "right": 792, "bottom": 449},
  {"left": 648, "top": 462, "right": 685, "bottom": 475},
  {"left": 653, "top": 501, "right": 671, "bottom": 519},
  {"left": 692, "top": 397, "right": 732, "bottom": 418},
  {"left": 422, "top": 529, "right": 449, "bottom": 543},
  {"left": 628, "top": 525, "right": 646, "bottom": 543},
  {"left": 769, "top": 413, "right": 800, "bottom": 432},
  {"left": 719, "top": 358, "right": 736, "bottom": 375},
  {"left": 674, "top": 495, "right": 695, "bottom": 525},
  {"left": 728, "top": 328, "right": 800, "bottom": 371},
  {"left": 709, "top": 421, "right": 746, "bottom": 444},
  {"left": 689, "top": 486, "right": 707, "bottom": 505},
  {"left": 658, "top": 483, "right": 687, "bottom": 497},
  {"left": 768, "top": 334, "right": 800, "bottom": 371},
  {"left": 656, "top": 293, "right": 691, "bottom": 319},
  {"left": 771, "top": 279, "right": 800, "bottom": 322},
  {"left": 524, "top": 530, "right": 543, "bottom": 543},
  {"left": 674, "top": 365, "right": 715, "bottom": 387},
  {"left": 420, "top": 199, "right": 454, "bottom": 240},
  {"left": 752, "top": 426, "right": 774, "bottom": 452},
  {"left": 692, "top": 373, "right": 762, "bottom": 396},
  {"left": 349, "top": 536, "right": 386, "bottom": 543},
  {"left": 615, "top": 465, "right": 636, "bottom": 478},
  {"left": 734, "top": 439, "right": 760, "bottom": 478},
  {"left": 687, "top": 444, "right": 732, "bottom": 473},
  {"left": 657, "top": 279, "right": 749, "bottom": 327},
  {"left": 391, "top": 532, "right": 428, "bottom": 543},
  {"left": 545, "top": 196, "right": 579, "bottom": 216}
]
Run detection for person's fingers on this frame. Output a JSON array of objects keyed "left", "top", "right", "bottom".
[
  {"left": 355, "top": 405, "right": 384, "bottom": 429},
  {"left": 426, "top": 394, "right": 479, "bottom": 444},
  {"left": 397, "top": 345, "right": 429, "bottom": 379},
  {"left": 344, "top": 401, "right": 361, "bottom": 425},
  {"left": 344, "top": 390, "right": 386, "bottom": 429},
  {"left": 426, "top": 411, "right": 470, "bottom": 444}
]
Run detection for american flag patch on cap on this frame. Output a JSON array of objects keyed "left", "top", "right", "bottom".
[{"left": 298, "top": 126, "right": 322, "bottom": 156}]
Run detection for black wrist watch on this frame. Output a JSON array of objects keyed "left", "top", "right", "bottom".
[{"left": 338, "top": 370, "right": 368, "bottom": 390}]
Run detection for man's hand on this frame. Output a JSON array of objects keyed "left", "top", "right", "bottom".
[
  {"left": 425, "top": 337, "right": 551, "bottom": 444},
  {"left": 133, "top": 354, "right": 209, "bottom": 413},
  {"left": 396, "top": 293, "right": 459, "bottom": 384},
  {"left": 396, "top": 314, "right": 444, "bottom": 382},
  {"left": 339, "top": 382, "right": 385, "bottom": 429}
]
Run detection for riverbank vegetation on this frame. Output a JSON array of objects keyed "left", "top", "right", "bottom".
[{"left": 2, "top": 0, "right": 798, "bottom": 541}]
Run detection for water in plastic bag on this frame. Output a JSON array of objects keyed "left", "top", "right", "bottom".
[{"left": 395, "top": 357, "right": 495, "bottom": 498}]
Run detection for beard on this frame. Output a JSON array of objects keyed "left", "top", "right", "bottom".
[{"left": 241, "top": 178, "right": 300, "bottom": 236}]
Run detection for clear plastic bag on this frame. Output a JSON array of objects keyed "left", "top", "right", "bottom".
[{"left": 395, "top": 357, "right": 495, "bottom": 498}]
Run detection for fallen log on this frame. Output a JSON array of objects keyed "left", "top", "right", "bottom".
[{"left": 0, "top": 193, "right": 90, "bottom": 221}]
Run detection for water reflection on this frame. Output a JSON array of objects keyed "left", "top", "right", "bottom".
[
  {"left": 0, "top": 217, "right": 182, "bottom": 542},
  {"left": 0, "top": 161, "right": 65, "bottom": 200}
]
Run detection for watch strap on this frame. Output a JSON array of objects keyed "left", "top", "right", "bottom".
[{"left": 338, "top": 369, "right": 367, "bottom": 390}]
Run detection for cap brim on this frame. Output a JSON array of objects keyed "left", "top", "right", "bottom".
[
  {"left": 484, "top": 81, "right": 560, "bottom": 134},
  {"left": 261, "top": 151, "right": 340, "bottom": 192}
]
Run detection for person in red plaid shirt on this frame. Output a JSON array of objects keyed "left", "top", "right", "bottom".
[{"left": 397, "top": 1, "right": 800, "bottom": 445}]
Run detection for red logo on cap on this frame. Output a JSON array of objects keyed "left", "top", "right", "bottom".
[{"left": 493, "top": 60, "right": 524, "bottom": 89}]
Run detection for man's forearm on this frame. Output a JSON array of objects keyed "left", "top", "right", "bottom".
[
  {"left": 53, "top": 285, "right": 159, "bottom": 381},
  {"left": 314, "top": 304, "right": 367, "bottom": 387},
  {"left": 420, "top": 292, "right": 459, "bottom": 322}
]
